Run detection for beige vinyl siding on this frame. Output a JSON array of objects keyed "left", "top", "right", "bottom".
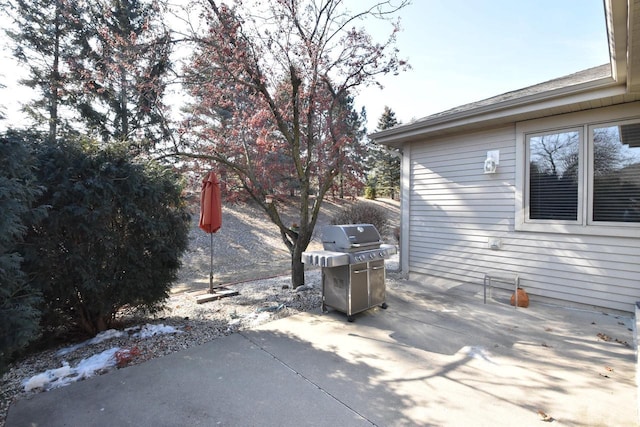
[{"left": 408, "top": 125, "right": 640, "bottom": 312}]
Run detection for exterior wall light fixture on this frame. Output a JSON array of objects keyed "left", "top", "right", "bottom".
[{"left": 484, "top": 150, "right": 499, "bottom": 174}]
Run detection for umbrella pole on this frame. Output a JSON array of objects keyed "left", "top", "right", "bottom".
[{"left": 209, "top": 232, "right": 214, "bottom": 293}]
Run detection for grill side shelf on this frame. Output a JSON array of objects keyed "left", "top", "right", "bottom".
[{"left": 301, "top": 250, "right": 350, "bottom": 267}]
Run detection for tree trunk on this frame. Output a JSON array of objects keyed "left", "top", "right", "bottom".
[
  {"left": 120, "top": 67, "right": 128, "bottom": 139},
  {"left": 49, "top": 2, "right": 62, "bottom": 142},
  {"left": 291, "top": 243, "right": 305, "bottom": 288},
  {"left": 338, "top": 149, "right": 344, "bottom": 199},
  {"left": 289, "top": 215, "right": 313, "bottom": 288}
]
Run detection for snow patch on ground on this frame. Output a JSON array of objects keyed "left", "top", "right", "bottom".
[
  {"left": 25, "top": 324, "right": 181, "bottom": 391},
  {"left": 57, "top": 329, "right": 125, "bottom": 356},
  {"left": 129, "top": 323, "right": 182, "bottom": 339},
  {"left": 23, "top": 348, "right": 120, "bottom": 392}
]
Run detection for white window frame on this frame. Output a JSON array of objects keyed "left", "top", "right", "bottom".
[
  {"left": 587, "top": 118, "right": 640, "bottom": 227},
  {"left": 525, "top": 126, "right": 584, "bottom": 226},
  {"left": 515, "top": 103, "right": 640, "bottom": 238}
]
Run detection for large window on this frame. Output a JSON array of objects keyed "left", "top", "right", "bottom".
[
  {"left": 591, "top": 123, "right": 640, "bottom": 223},
  {"left": 528, "top": 129, "right": 581, "bottom": 221},
  {"left": 518, "top": 112, "right": 640, "bottom": 237}
]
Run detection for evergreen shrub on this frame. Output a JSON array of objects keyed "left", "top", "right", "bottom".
[
  {"left": 21, "top": 139, "right": 191, "bottom": 336},
  {"left": 364, "top": 185, "right": 376, "bottom": 200},
  {"left": 0, "top": 131, "right": 44, "bottom": 373}
]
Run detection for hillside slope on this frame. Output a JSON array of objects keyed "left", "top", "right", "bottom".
[{"left": 174, "top": 197, "right": 400, "bottom": 293}]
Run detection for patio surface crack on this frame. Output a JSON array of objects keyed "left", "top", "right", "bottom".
[{"left": 239, "top": 331, "right": 377, "bottom": 426}]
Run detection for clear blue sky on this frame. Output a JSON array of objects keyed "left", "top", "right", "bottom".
[
  {"left": 358, "top": 0, "right": 610, "bottom": 130},
  {"left": 1, "top": 1, "right": 609, "bottom": 132}
]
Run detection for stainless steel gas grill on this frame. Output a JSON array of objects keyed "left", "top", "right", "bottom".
[{"left": 302, "top": 224, "right": 397, "bottom": 322}]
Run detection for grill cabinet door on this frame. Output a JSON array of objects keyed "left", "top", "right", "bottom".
[
  {"left": 369, "top": 260, "right": 385, "bottom": 306},
  {"left": 349, "top": 263, "right": 369, "bottom": 314},
  {"left": 323, "top": 265, "right": 349, "bottom": 313}
]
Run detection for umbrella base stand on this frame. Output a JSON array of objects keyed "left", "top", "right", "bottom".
[
  {"left": 191, "top": 286, "right": 239, "bottom": 304},
  {"left": 193, "top": 232, "right": 237, "bottom": 303}
]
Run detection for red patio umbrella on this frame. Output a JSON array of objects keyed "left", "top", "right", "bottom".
[
  {"left": 199, "top": 171, "right": 222, "bottom": 233},
  {"left": 199, "top": 171, "right": 222, "bottom": 292}
]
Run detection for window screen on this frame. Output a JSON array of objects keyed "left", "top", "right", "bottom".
[
  {"left": 592, "top": 124, "right": 640, "bottom": 222},
  {"left": 528, "top": 131, "right": 579, "bottom": 220}
]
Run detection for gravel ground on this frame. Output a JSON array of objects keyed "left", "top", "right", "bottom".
[
  {"left": 0, "top": 273, "right": 326, "bottom": 427},
  {"left": 0, "top": 198, "right": 400, "bottom": 427}
]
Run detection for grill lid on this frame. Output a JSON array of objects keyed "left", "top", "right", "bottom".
[{"left": 322, "top": 224, "right": 382, "bottom": 252}]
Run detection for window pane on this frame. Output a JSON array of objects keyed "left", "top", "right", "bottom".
[
  {"left": 593, "top": 124, "right": 640, "bottom": 222},
  {"left": 529, "top": 131, "right": 579, "bottom": 220}
]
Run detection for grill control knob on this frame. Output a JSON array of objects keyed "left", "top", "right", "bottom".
[
  {"left": 369, "top": 253, "right": 375, "bottom": 259},
  {"left": 379, "top": 252, "right": 384, "bottom": 257}
]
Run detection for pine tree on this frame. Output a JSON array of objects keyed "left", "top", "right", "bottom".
[
  {"left": 334, "top": 99, "right": 368, "bottom": 199},
  {"left": 365, "top": 106, "right": 401, "bottom": 200},
  {"left": 377, "top": 105, "right": 400, "bottom": 130},
  {"left": 5, "top": 0, "right": 79, "bottom": 141},
  {"left": 66, "top": 0, "right": 172, "bottom": 150}
]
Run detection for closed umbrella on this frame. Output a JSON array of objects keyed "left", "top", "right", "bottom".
[{"left": 199, "top": 171, "right": 222, "bottom": 293}]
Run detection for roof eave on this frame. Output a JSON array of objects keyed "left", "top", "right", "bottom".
[
  {"left": 371, "top": 0, "right": 639, "bottom": 147},
  {"left": 370, "top": 77, "right": 621, "bottom": 146}
]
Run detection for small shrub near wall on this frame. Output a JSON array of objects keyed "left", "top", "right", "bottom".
[{"left": 331, "top": 201, "right": 388, "bottom": 237}]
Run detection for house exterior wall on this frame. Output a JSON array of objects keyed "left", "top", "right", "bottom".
[{"left": 406, "top": 105, "right": 640, "bottom": 312}]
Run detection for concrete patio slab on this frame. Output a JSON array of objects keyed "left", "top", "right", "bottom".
[
  {"left": 246, "top": 278, "right": 637, "bottom": 426},
  {"left": 6, "top": 277, "right": 637, "bottom": 426}
]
